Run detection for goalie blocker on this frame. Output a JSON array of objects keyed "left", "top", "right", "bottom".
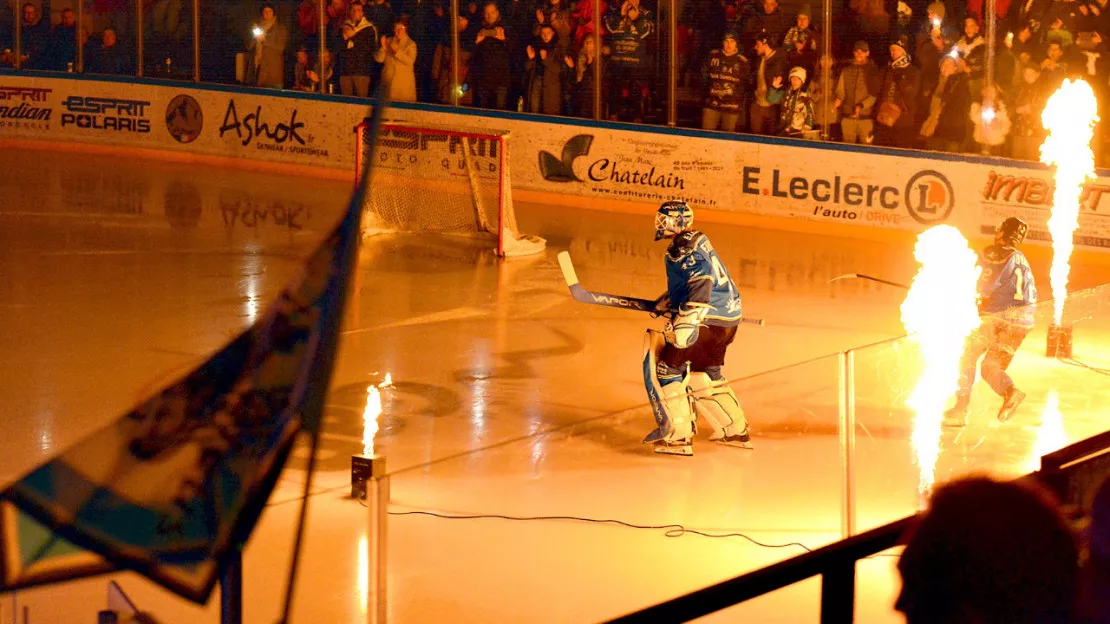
[{"left": 355, "top": 121, "right": 545, "bottom": 257}]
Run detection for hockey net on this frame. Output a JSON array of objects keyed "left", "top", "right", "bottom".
[{"left": 355, "top": 122, "right": 546, "bottom": 257}]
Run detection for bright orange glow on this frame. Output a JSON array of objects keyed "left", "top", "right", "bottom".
[
  {"left": 901, "top": 226, "right": 982, "bottom": 495},
  {"left": 1040, "top": 79, "right": 1099, "bottom": 325},
  {"left": 1026, "top": 389, "right": 1068, "bottom": 473},
  {"left": 357, "top": 534, "right": 369, "bottom": 615},
  {"left": 362, "top": 374, "right": 392, "bottom": 457}
]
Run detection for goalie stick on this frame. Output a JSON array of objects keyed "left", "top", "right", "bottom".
[
  {"left": 557, "top": 251, "right": 765, "bottom": 326},
  {"left": 827, "top": 273, "right": 910, "bottom": 290}
]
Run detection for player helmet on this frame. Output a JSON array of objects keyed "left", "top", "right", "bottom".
[
  {"left": 654, "top": 201, "right": 694, "bottom": 241},
  {"left": 995, "top": 216, "right": 1029, "bottom": 247}
]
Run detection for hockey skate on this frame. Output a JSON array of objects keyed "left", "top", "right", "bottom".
[
  {"left": 653, "top": 438, "right": 694, "bottom": 456},
  {"left": 710, "top": 428, "right": 754, "bottom": 449},
  {"left": 997, "top": 387, "right": 1026, "bottom": 422}
]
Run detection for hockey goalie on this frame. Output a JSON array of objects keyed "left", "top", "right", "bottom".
[{"left": 643, "top": 201, "right": 754, "bottom": 456}]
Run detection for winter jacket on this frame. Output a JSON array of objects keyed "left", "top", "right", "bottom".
[
  {"left": 249, "top": 21, "right": 288, "bottom": 88},
  {"left": 930, "top": 72, "right": 971, "bottom": 142},
  {"left": 836, "top": 61, "right": 878, "bottom": 116},
  {"left": 375, "top": 36, "right": 418, "bottom": 101},
  {"left": 876, "top": 61, "right": 919, "bottom": 128},
  {"left": 606, "top": 7, "right": 653, "bottom": 66},
  {"left": 956, "top": 34, "right": 985, "bottom": 81},
  {"left": 525, "top": 37, "right": 566, "bottom": 114},
  {"left": 703, "top": 49, "right": 749, "bottom": 112},
  {"left": 768, "top": 87, "right": 815, "bottom": 134},
  {"left": 340, "top": 18, "right": 378, "bottom": 76},
  {"left": 471, "top": 20, "right": 513, "bottom": 89}
]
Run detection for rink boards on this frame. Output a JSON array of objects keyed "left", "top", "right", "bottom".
[{"left": 2, "top": 72, "right": 1110, "bottom": 249}]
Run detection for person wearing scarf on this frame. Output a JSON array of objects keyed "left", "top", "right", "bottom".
[
  {"left": 767, "top": 66, "right": 815, "bottom": 136},
  {"left": 339, "top": 1, "right": 379, "bottom": 97},
  {"left": 874, "top": 35, "right": 919, "bottom": 147},
  {"left": 250, "top": 3, "right": 289, "bottom": 89}
]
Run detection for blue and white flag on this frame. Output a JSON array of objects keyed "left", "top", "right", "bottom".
[{"left": 0, "top": 106, "right": 382, "bottom": 603}]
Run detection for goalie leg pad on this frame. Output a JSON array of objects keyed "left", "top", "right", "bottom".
[
  {"left": 689, "top": 368, "right": 749, "bottom": 440},
  {"left": 642, "top": 331, "right": 695, "bottom": 444}
]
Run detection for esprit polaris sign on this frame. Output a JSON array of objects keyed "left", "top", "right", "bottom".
[{"left": 60, "top": 96, "right": 151, "bottom": 133}]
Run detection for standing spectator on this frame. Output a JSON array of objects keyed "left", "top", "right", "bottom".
[
  {"left": 835, "top": 40, "right": 879, "bottom": 143},
  {"left": 955, "top": 17, "right": 986, "bottom": 96},
  {"left": 970, "top": 85, "right": 1012, "bottom": 155},
  {"left": 768, "top": 66, "right": 816, "bottom": 136},
  {"left": 47, "top": 7, "right": 78, "bottom": 71},
  {"left": 1040, "top": 40, "right": 1069, "bottom": 88},
  {"left": 742, "top": 0, "right": 789, "bottom": 51},
  {"left": 785, "top": 30, "right": 818, "bottom": 88},
  {"left": 1011, "top": 62, "right": 1046, "bottom": 159},
  {"left": 248, "top": 4, "right": 288, "bottom": 89},
  {"left": 535, "top": 0, "right": 573, "bottom": 55},
  {"left": 810, "top": 53, "right": 840, "bottom": 138},
  {"left": 569, "top": 34, "right": 600, "bottom": 117},
  {"left": 340, "top": 2, "right": 378, "bottom": 96},
  {"left": 525, "top": 23, "right": 564, "bottom": 114},
  {"left": 376, "top": 21, "right": 417, "bottom": 100},
  {"left": 605, "top": 0, "right": 653, "bottom": 121},
  {"left": 874, "top": 35, "right": 920, "bottom": 147},
  {"left": 5, "top": 3, "right": 49, "bottom": 69},
  {"left": 783, "top": 5, "right": 818, "bottom": 49},
  {"left": 920, "top": 55, "right": 970, "bottom": 152},
  {"left": 702, "top": 30, "right": 749, "bottom": 132},
  {"left": 749, "top": 32, "right": 786, "bottom": 134},
  {"left": 470, "top": 2, "right": 512, "bottom": 109},
  {"left": 85, "top": 27, "right": 129, "bottom": 74}
]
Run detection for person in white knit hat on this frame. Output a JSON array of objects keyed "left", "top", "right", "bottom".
[{"left": 767, "top": 65, "right": 814, "bottom": 136}]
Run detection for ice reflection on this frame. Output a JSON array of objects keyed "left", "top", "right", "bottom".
[
  {"left": 357, "top": 534, "right": 368, "bottom": 615},
  {"left": 241, "top": 254, "right": 263, "bottom": 323}
]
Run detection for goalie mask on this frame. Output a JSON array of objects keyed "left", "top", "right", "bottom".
[
  {"left": 995, "top": 216, "right": 1028, "bottom": 248},
  {"left": 654, "top": 201, "right": 694, "bottom": 241}
]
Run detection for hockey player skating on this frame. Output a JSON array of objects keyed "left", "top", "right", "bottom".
[
  {"left": 944, "top": 217, "right": 1037, "bottom": 427},
  {"left": 643, "top": 201, "right": 753, "bottom": 455}
]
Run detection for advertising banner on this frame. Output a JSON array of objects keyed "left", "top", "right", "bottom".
[{"left": 4, "top": 74, "right": 1110, "bottom": 249}]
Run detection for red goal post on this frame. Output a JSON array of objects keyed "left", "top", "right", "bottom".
[{"left": 354, "top": 121, "right": 545, "bottom": 257}]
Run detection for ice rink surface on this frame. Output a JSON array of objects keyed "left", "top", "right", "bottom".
[{"left": 2, "top": 147, "right": 1110, "bottom": 622}]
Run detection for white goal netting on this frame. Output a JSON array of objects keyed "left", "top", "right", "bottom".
[{"left": 356, "top": 122, "right": 546, "bottom": 257}]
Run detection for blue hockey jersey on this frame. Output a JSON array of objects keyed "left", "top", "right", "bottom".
[
  {"left": 665, "top": 230, "right": 742, "bottom": 326},
  {"left": 978, "top": 244, "right": 1037, "bottom": 326}
]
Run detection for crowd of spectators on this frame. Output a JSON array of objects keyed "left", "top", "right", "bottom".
[{"left": 2, "top": 0, "right": 1109, "bottom": 160}]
